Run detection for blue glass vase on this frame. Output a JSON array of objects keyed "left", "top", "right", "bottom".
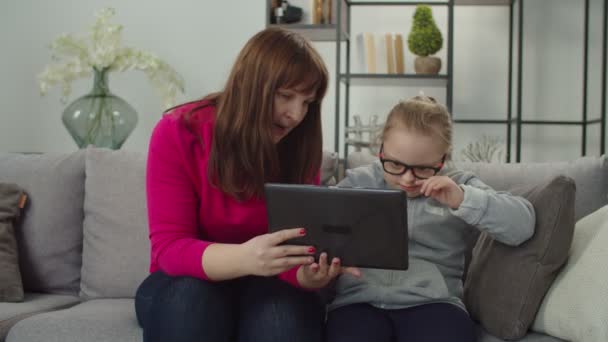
[{"left": 62, "top": 68, "right": 138, "bottom": 149}]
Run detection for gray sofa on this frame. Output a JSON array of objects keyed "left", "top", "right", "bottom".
[{"left": 0, "top": 147, "right": 606, "bottom": 342}]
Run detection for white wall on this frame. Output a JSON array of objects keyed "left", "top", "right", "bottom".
[
  {"left": 0, "top": 0, "right": 263, "bottom": 153},
  {"left": 0, "top": 0, "right": 606, "bottom": 162},
  {"left": 315, "top": 0, "right": 607, "bottom": 162}
]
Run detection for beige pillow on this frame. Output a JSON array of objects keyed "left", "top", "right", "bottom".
[{"left": 531, "top": 204, "right": 608, "bottom": 342}]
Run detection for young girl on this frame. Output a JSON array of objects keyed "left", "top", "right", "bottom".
[
  {"left": 326, "top": 96, "right": 536, "bottom": 342},
  {"left": 136, "top": 28, "right": 357, "bottom": 342}
]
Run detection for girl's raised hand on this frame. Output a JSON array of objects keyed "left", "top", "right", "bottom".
[{"left": 416, "top": 176, "right": 464, "bottom": 209}]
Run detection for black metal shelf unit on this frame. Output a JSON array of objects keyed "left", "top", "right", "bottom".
[
  {"left": 511, "top": 0, "right": 607, "bottom": 161},
  {"left": 336, "top": 0, "right": 455, "bottom": 159},
  {"left": 266, "top": 0, "right": 607, "bottom": 161}
]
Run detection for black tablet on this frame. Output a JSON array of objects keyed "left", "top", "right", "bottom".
[{"left": 264, "top": 183, "right": 408, "bottom": 270}]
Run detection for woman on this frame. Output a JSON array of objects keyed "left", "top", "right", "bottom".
[{"left": 135, "top": 27, "right": 358, "bottom": 342}]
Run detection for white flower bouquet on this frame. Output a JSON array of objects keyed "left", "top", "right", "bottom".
[{"left": 38, "top": 7, "right": 185, "bottom": 109}]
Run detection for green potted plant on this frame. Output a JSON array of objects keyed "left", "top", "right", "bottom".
[{"left": 407, "top": 5, "right": 443, "bottom": 74}]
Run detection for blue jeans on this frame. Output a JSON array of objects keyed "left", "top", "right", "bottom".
[
  {"left": 135, "top": 271, "right": 324, "bottom": 342},
  {"left": 326, "top": 302, "right": 476, "bottom": 342}
]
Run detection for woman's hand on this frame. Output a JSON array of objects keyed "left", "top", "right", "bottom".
[
  {"left": 239, "top": 228, "right": 316, "bottom": 277},
  {"left": 416, "top": 176, "right": 464, "bottom": 209},
  {"left": 296, "top": 253, "right": 361, "bottom": 289}
]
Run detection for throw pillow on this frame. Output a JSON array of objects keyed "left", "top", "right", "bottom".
[
  {"left": 0, "top": 182, "right": 26, "bottom": 302},
  {"left": 0, "top": 151, "right": 85, "bottom": 295},
  {"left": 80, "top": 148, "right": 150, "bottom": 299},
  {"left": 321, "top": 150, "right": 338, "bottom": 185},
  {"left": 531, "top": 204, "right": 608, "bottom": 342},
  {"left": 463, "top": 175, "right": 576, "bottom": 340}
]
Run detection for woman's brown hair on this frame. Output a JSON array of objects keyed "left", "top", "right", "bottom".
[{"left": 184, "top": 28, "right": 328, "bottom": 199}]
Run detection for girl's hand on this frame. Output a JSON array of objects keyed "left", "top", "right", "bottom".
[
  {"left": 416, "top": 176, "right": 464, "bottom": 209},
  {"left": 239, "top": 228, "right": 315, "bottom": 277},
  {"left": 296, "top": 253, "right": 361, "bottom": 289}
]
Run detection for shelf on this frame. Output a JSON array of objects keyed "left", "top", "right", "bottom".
[
  {"left": 455, "top": 0, "right": 512, "bottom": 5},
  {"left": 347, "top": 0, "right": 512, "bottom": 6},
  {"left": 348, "top": 1, "right": 450, "bottom": 6},
  {"left": 267, "top": 24, "right": 349, "bottom": 42},
  {"left": 340, "top": 73, "right": 448, "bottom": 86},
  {"left": 453, "top": 119, "right": 513, "bottom": 124},
  {"left": 521, "top": 120, "right": 601, "bottom": 126},
  {"left": 268, "top": 0, "right": 512, "bottom": 42},
  {"left": 452, "top": 118, "right": 606, "bottom": 125}
]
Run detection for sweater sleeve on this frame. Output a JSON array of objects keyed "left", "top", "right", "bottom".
[
  {"left": 449, "top": 175, "right": 536, "bottom": 246},
  {"left": 146, "top": 115, "right": 211, "bottom": 280}
]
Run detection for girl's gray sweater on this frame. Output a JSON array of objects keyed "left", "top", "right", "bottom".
[{"left": 329, "top": 161, "right": 535, "bottom": 312}]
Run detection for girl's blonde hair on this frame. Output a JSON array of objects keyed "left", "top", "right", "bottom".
[{"left": 381, "top": 95, "right": 453, "bottom": 159}]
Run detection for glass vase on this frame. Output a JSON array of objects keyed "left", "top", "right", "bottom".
[{"left": 62, "top": 68, "right": 138, "bottom": 149}]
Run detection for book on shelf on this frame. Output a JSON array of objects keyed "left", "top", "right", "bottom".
[
  {"left": 394, "top": 34, "right": 405, "bottom": 74},
  {"left": 357, "top": 32, "right": 377, "bottom": 73},
  {"left": 356, "top": 32, "right": 405, "bottom": 74},
  {"left": 385, "top": 33, "right": 396, "bottom": 74},
  {"left": 316, "top": 0, "right": 334, "bottom": 24},
  {"left": 381, "top": 33, "right": 405, "bottom": 74}
]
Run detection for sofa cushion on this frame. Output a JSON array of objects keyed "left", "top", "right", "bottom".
[
  {"left": 531, "top": 204, "right": 608, "bottom": 342},
  {"left": 456, "top": 156, "right": 607, "bottom": 221},
  {"left": 5, "top": 299, "right": 140, "bottom": 342},
  {"left": 477, "top": 325, "right": 565, "bottom": 342},
  {"left": 464, "top": 176, "right": 575, "bottom": 339},
  {"left": 0, "top": 293, "right": 80, "bottom": 341},
  {"left": 78, "top": 147, "right": 341, "bottom": 299},
  {"left": 348, "top": 154, "right": 608, "bottom": 221},
  {"left": 321, "top": 150, "right": 338, "bottom": 185},
  {"left": 80, "top": 148, "right": 150, "bottom": 299},
  {"left": 0, "top": 152, "right": 85, "bottom": 296},
  {"left": 0, "top": 183, "right": 26, "bottom": 303}
]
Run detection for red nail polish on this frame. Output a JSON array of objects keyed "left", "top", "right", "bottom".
[
  {"left": 308, "top": 247, "right": 316, "bottom": 253},
  {"left": 300, "top": 228, "right": 306, "bottom": 235}
]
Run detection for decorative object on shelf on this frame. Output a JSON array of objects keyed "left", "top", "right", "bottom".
[
  {"left": 408, "top": 5, "right": 443, "bottom": 75},
  {"left": 460, "top": 135, "right": 504, "bottom": 163},
  {"left": 271, "top": 0, "right": 303, "bottom": 24},
  {"left": 344, "top": 115, "right": 383, "bottom": 154},
  {"left": 38, "top": 7, "right": 185, "bottom": 149}
]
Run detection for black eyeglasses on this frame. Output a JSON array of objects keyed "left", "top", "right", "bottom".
[{"left": 379, "top": 145, "right": 445, "bottom": 179}]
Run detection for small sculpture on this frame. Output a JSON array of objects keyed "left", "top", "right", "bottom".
[{"left": 345, "top": 114, "right": 384, "bottom": 155}]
